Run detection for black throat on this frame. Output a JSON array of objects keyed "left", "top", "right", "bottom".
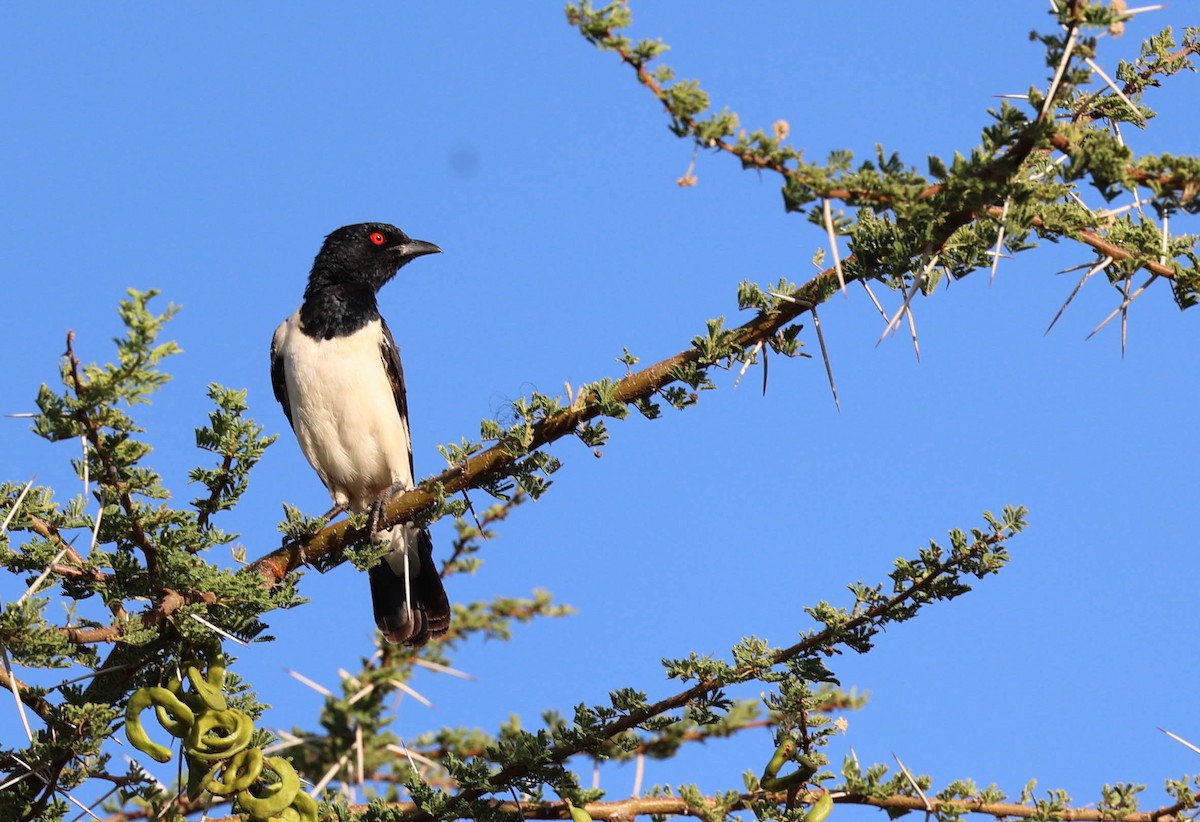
[{"left": 299, "top": 284, "right": 381, "bottom": 340}]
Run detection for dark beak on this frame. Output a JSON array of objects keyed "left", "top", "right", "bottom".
[{"left": 396, "top": 238, "right": 442, "bottom": 262}]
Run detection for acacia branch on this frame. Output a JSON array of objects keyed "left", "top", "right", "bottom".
[
  {"left": 163, "top": 791, "right": 1194, "bottom": 822},
  {"left": 64, "top": 331, "right": 158, "bottom": 579},
  {"left": 984, "top": 207, "right": 1181, "bottom": 279},
  {"left": 0, "top": 664, "right": 55, "bottom": 723},
  {"left": 246, "top": 12, "right": 1192, "bottom": 584},
  {"left": 399, "top": 793, "right": 1195, "bottom": 822},
  {"left": 245, "top": 271, "right": 827, "bottom": 581},
  {"left": 604, "top": 19, "right": 1197, "bottom": 262},
  {"left": 403, "top": 531, "right": 1010, "bottom": 821},
  {"left": 611, "top": 25, "right": 1197, "bottom": 204},
  {"left": 60, "top": 588, "right": 217, "bottom": 645},
  {"left": 194, "top": 451, "right": 234, "bottom": 532}
]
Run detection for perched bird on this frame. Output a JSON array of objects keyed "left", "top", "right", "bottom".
[{"left": 270, "top": 223, "right": 450, "bottom": 646}]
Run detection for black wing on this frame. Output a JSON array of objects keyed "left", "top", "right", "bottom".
[
  {"left": 269, "top": 329, "right": 295, "bottom": 431},
  {"left": 378, "top": 317, "right": 415, "bottom": 479}
]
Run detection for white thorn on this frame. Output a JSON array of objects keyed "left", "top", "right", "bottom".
[
  {"left": 1, "top": 477, "right": 36, "bottom": 535},
  {"left": 413, "top": 657, "right": 477, "bottom": 680},
  {"left": 823, "top": 198, "right": 847, "bottom": 295},
  {"left": 188, "top": 613, "right": 248, "bottom": 646},
  {"left": 390, "top": 678, "right": 434, "bottom": 708},
  {"left": 1045, "top": 256, "right": 1112, "bottom": 335},
  {"left": 1084, "top": 57, "right": 1146, "bottom": 121},
  {"left": 285, "top": 667, "right": 334, "bottom": 698},
  {"left": 1159, "top": 727, "right": 1200, "bottom": 756},
  {"left": 990, "top": 200, "right": 1010, "bottom": 285},
  {"left": 1, "top": 644, "right": 33, "bottom": 742},
  {"left": 1040, "top": 23, "right": 1079, "bottom": 122},
  {"left": 17, "top": 546, "right": 69, "bottom": 606},
  {"left": 1085, "top": 274, "right": 1155, "bottom": 341}
]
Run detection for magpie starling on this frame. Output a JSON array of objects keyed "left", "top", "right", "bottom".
[{"left": 270, "top": 223, "right": 451, "bottom": 647}]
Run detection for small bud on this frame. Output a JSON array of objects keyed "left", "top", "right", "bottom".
[{"left": 1108, "top": 0, "right": 1126, "bottom": 36}]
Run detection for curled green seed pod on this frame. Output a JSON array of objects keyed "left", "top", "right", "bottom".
[
  {"left": 203, "top": 651, "right": 228, "bottom": 689},
  {"left": 186, "top": 707, "right": 254, "bottom": 761},
  {"left": 126, "top": 687, "right": 195, "bottom": 763},
  {"left": 565, "top": 799, "right": 593, "bottom": 822},
  {"left": 185, "top": 754, "right": 221, "bottom": 802},
  {"left": 268, "top": 790, "right": 318, "bottom": 822},
  {"left": 205, "top": 747, "right": 264, "bottom": 796},
  {"left": 237, "top": 756, "right": 300, "bottom": 819},
  {"left": 803, "top": 793, "right": 834, "bottom": 822},
  {"left": 185, "top": 663, "right": 228, "bottom": 712},
  {"left": 763, "top": 738, "right": 796, "bottom": 780},
  {"left": 153, "top": 703, "right": 193, "bottom": 738},
  {"left": 760, "top": 738, "right": 815, "bottom": 790}
]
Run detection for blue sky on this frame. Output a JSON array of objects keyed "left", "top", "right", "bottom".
[{"left": 2, "top": 2, "right": 1198, "bottom": 815}]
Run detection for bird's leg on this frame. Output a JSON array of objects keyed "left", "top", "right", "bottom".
[{"left": 367, "top": 482, "right": 410, "bottom": 538}]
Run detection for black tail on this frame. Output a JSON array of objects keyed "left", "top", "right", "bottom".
[{"left": 368, "top": 528, "right": 450, "bottom": 647}]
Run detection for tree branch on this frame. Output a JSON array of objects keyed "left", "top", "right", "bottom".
[
  {"left": 245, "top": 273, "right": 826, "bottom": 581},
  {"left": 159, "top": 790, "right": 1194, "bottom": 822},
  {"left": 402, "top": 530, "right": 1012, "bottom": 821},
  {"left": 64, "top": 331, "right": 159, "bottom": 579}
]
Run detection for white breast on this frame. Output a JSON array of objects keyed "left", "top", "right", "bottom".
[{"left": 273, "top": 310, "right": 414, "bottom": 512}]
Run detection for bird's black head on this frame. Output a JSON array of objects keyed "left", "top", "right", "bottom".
[{"left": 307, "top": 222, "right": 441, "bottom": 296}]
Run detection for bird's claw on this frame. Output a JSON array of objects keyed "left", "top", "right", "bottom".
[{"left": 367, "top": 483, "right": 409, "bottom": 539}]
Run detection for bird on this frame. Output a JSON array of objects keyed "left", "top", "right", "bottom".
[{"left": 270, "top": 222, "right": 450, "bottom": 647}]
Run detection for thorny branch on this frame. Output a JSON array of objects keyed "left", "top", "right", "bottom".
[
  {"left": 602, "top": 23, "right": 1195, "bottom": 276},
  {"left": 404, "top": 529, "right": 1013, "bottom": 822},
  {"left": 245, "top": 11, "right": 1196, "bottom": 585},
  {"left": 64, "top": 331, "right": 159, "bottom": 580},
  {"left": 245, "top": 261, "right": 828, "bottom": 580},
  {"left": 114, "top": 786, "right": 1196, "bottom": 822}
]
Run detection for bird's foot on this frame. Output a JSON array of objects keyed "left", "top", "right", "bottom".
[{"left": 367, "top": 483, "right": 410, "bottom": 538}]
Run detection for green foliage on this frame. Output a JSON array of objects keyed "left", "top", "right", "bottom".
[
  {"left": 568, "top": 0, "right": 1200, "bottom": 329},
  {"left": 3, "top": 4, "right": 1198, "bottom": 821},
  {"left": 0, "top": 292, "right": 299, "bottom": 820}
]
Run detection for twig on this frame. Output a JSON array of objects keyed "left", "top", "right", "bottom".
[{"left": 407, "top": 527, "right": 1015, "bottom": 822}]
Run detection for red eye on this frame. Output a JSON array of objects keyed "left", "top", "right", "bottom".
[{"left": 369, "top": 231, "right": 386, "bottom": 246}]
